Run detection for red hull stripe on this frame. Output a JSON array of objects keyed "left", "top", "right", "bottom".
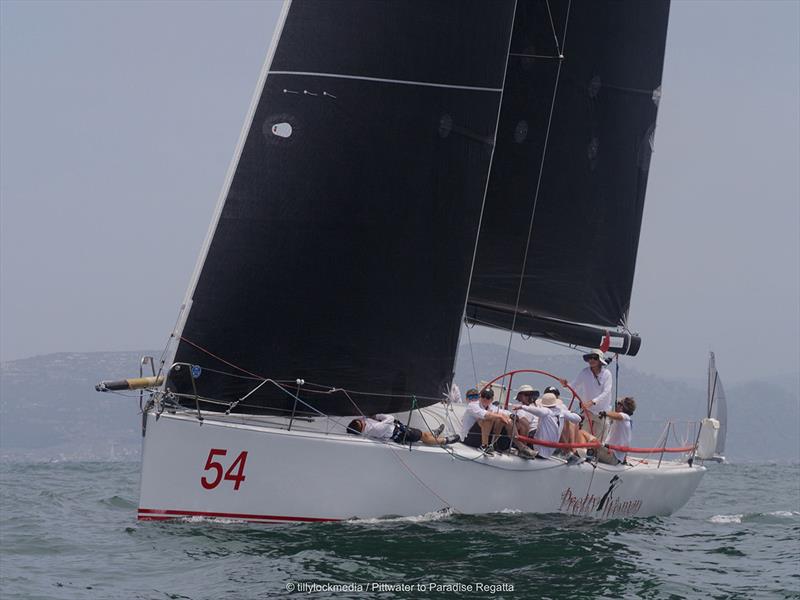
[{"left": 137, "top": 508, "right": 340, "bottom": 523}]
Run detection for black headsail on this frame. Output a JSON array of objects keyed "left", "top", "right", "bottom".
[
  {"left": 466, "top": 0, "right": 670, "bottom": 355},
  {"left": 168, "top": 1, "right": 517, "bottom": 415}
]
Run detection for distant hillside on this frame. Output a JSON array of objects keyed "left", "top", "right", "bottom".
[{"left": 1, "top": 347, "right": 797, "bottom": 462}]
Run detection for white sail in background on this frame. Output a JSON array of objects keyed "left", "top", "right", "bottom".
[{"left": 706, "top": 352, "right": 727, "bottom": 460}]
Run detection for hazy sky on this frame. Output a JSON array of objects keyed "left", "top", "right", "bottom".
[{"left": 1, "top": 1, "right": 798, "bottom": 385}]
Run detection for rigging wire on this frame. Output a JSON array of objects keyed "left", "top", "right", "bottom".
[
  {"left": 175, "top": 336, "right": 441, "bottom": 402},
  {"left": 151, "top": 303, "right": 191, "bottom": 384},
  {"left": 452, "top": 0, "right": 519, "bottom": 385},
  {"left": 466, "top": 323, "right": 479, "bottom": 385},
  {"left": 386, "top": 444, "right": 455, "bottom": 511},
  {"left": 501, "top": 2, "right": 573, "bottom": 382},
  {"left": 179, "top": 336, "right": 265, "bottom": 380},
  {"left": 466, "top": 315, "right": 591, "bottom": 357},
  {"left": 544, "top": 0, "right": 562, "bottom": 57}
]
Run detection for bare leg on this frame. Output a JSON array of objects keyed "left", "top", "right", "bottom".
[
  {"left": 479, "top": 419, "right": 494, "bottom": 446},
  {"left": 490, "top": 419, "right": 506, "bottom": 446},
  {"left": 420, "top": 431, "right": 439, "bottom": 445},
  {"left": 516, "top": 417, "right": 531, "bottom": 440},
  {"left": 582, "top": 412, "right": 606, "bottom": 439},
  {"left": 561, "top": 421, "right": 579, "bottom": 446}
]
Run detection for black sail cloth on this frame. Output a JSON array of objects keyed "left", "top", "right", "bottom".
[
  {"left": 169, "top": 0, "right": 670, "bottom": 415},
  {"left": 169, "top": 1, "right": 517, "bottom": 415},
  {"left": 467, "top": 0, "right": 670, "bottom": 355}
]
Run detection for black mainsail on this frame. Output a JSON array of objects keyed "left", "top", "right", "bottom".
[
  {"left": 168, "top": 0, "right": 517, "bottom": 415},
  {"left": 466, "top": 0, "right": 670, "bottom": 355},
  {"left": 167, "top": 0, "right": 670, "bottom": 416}
]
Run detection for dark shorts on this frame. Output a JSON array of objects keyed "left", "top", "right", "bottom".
[
  {"left": 464, "top": 422, "right": 483, "bottom": 448},
  {"left": 391, "top": 423, "right": 422, "bottom": 444},
  {"left": 493, "top": 431, "right": 512, "bottom": 452},
  {"left": 463, "top": 421, "right": 511, "bottom": 451}
]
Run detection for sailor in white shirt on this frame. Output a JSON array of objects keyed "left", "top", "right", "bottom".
[
  {"left": 597, "top": 396, "right": 636, "bottom": 465},
  {"left": 346, "top": 414, "right": 459, "bottom": 446},
  {"left": 461, "top": 388, "right": 508, "bottom": 453},
  {"left": 510, "top": 384, "right": 539, "bottom": 437},
  {"left": 362, "top": 414, "right": 396, "bottom": 439},
  {"left": 461, "top": 388, "right": 536, "bottom": 458},
  {"left": 514, "top": 393, "right": 582, "bottom": 460},
  {"left": 540, "top": 385, "right": 588, "bottom": 453},
  {"left": 559, "top": 349, "right": 613, "bottom": 438}
]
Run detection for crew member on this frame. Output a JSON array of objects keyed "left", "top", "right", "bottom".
[
  {"left": 514, "top": 392, "right": 583, "bottom": 464},
  {"left": 346, "top": 415, "right": 459, "bottom": 446},
  {"left": 559, "top": 349, "right": 613, "bottom": 438},
  {"left": 461, "top": 388, "right": 536, "bottom": 458},
  {"left": 598, "top": 396, "right": 636, "bottom": 465}
]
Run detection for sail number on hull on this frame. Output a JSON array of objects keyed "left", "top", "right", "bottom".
[{"left": 200, "top": 448, "right": 249, "bottom": 491}]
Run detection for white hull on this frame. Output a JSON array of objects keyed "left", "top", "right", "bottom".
[{"left": 138, "top": 410, "right": 705, "bottom": 523}]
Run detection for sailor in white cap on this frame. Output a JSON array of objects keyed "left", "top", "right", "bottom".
[
  {"left": 513, "top": 392, "right": 582, "bottom": 464},
  {"left": 511, "top": 384, "right": 540, "bottom": 443},
  {"left": 559, "top": 349, "right": 613, "bottom": 438}
]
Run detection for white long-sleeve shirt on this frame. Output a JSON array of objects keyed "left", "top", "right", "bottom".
[
  {"left": 518, "top": 405, "right": 581, "bottom": 458},
  {"left": 362, "top": 414, "right": 396, "bottom": 440},
  {"left": 569, "top": 367, "right": 613, "bottom": 415},
  {"left": 604, "top": 413, "right": 632, "bottom": 462}
]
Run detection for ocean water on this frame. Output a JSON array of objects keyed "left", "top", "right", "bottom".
[{"left": 0, "top": 461, "right": 798, "bottom": 599}]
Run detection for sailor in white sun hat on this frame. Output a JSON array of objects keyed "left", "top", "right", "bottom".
[{"left": 559, "top": 348, "right": 613, "bottom": 437}]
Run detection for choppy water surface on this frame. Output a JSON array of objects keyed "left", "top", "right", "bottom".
[{"left": 1, "top": 461, "right": 798, "bottom": 599}]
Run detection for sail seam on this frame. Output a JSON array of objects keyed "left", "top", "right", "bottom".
[
  {"left": 268, "top": 70, "right": 503, "bottom": 93},
  {"left": 508, "top": 52, "right": 562, "bottom": 60}
]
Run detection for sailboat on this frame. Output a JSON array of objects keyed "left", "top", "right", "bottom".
[
  {"left": 97, "top": 0, "right": 706, "bottom": 522},
  {"left": 696, "top": 352, "right": 727, "bottom": 463}
]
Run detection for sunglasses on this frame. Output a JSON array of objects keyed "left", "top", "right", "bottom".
[
  {"left": 585, "top": 356, "right": 599, "bottom": 361},
  {"left": 466, "top": 394, "right": 479, "bottom": 399}
]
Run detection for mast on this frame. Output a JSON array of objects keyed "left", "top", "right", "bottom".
[{"left": 706, "top": 351, "right": 727, "bottom": 457}]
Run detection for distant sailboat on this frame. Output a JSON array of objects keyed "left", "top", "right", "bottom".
[{"left": 697, "top": 352, "right": 727, "bottom": 463}]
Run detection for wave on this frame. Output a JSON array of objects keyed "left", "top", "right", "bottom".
[
  {"left": 346, "top": 507, "right": 455, "bottom": 525},
  {"left": 177, "top": 516, "right": 250, "bottom": 525},
  {"left": 709, "top": 514, "right": 744, "bottom": 524},
  {"left": 709, "top": 511, "right": 800, "bottom": 524},
  {"left": 98, "top": 495, "right": 137, "bottom": 510},
  {"left": 765, "top": 510, "right": 800, "bottom": 517}
]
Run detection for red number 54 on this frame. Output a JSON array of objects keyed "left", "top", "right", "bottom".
[{"left": 201, "top": 448, "right": 248, "bottom": 490}]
